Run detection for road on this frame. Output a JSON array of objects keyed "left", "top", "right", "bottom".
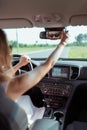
[{"left": 24, "top": 47, "right": 70, "bottom": 58}]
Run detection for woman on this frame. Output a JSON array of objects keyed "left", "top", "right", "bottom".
[
  {"left": 6, "top": 54, "right": 46, "bottom": 126},
  {"left": 0, "top": 29, "right": 68, "bottom": 101}
]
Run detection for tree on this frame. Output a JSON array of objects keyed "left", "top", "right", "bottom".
[
  {"left": 83, "top": 34, "right": 87, "bottom": 43},
  {"left": 75, "top": 34, "right": 83, "bottom": 45}
]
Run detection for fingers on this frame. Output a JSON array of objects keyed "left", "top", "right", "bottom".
[
  {"left": 19, "top": 55, "right": 31, "bottom": 67},
  {"left": 21, "top": 55, "right": 31, "bottom": 61},
  {"left": 61, "top": 30, "right": 68, "bottom": 37},
  {"left": 60, "top": 30, "right": 69, "bottom": 43}
]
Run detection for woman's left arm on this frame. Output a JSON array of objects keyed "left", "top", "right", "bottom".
[{"left": 5, "top": 55, "right": 30, "bottom": 76}]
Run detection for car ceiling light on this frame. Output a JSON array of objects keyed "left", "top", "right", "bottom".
[
  {"left": 53, "top": 14, "right": 61, "bottom": 22},
  {"left": 34, "top": 15, "right": 42, "bottom": 22}
]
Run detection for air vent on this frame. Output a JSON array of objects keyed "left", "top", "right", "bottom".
[{"left": 70, "top": 66, "right": 79, "bottom": 80}]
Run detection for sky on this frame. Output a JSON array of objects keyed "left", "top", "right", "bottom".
[{"left": 4, "top": 25, "right": 87, "bottom": 44}]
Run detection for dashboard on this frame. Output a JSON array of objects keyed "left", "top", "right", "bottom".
[
  {"left": 35, "top": 65, "right": 73, "bottom": 109},
  {"left": 50, "top": 66, "right": 70, "bottom": 79},
  {"left": 31, "top": 59, "right": 87, "bottom": 109},
  {"left": 13, "top": 56, "right": 87, "bottom": 111},
  {"left": 36, "top": 79, "right": 73, "bottom": 108}
]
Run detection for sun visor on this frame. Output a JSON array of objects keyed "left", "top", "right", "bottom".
[
  {"left": 69, "top": 15, "right": 87, "bottom": 26},
  {"left": 0, "top": 18, "right": 33, "bottom": 28}
]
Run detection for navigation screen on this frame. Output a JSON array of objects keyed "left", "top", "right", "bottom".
[{"left": 51, "top": 66, "right": 69, "bottom": 79}]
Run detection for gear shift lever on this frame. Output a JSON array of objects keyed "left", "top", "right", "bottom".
[
  {"left": 43, "top": 98, "right": 51, "bottom": 107},
  {"left": 43, "top": 98, "right": 53, "bottom": 118}
]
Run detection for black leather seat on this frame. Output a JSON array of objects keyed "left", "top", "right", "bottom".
[
  {"left": 0, "top": 85, "right": 28, "bottom": 130},
  {"left": 63, "top": 84, "right": 87, "bottom": 130},
  {"left": 66, "top": 121, "right": 87, "bottom": 130}
]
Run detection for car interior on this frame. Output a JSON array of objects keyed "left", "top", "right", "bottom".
[{"left": 0, "top": 0, "right": 87, "bottom": 130}]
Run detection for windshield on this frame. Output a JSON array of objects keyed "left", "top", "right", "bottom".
[{"left": 4, "top": 25, "right": 87, "bottom": 59}]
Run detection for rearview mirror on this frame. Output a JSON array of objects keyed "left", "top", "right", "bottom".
[{"left": 40, "top": 27, "right": 65, "bottom": 40}]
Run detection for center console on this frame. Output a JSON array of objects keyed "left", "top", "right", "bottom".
[
  {"left": 36, "top": 78, "right": 73, "bottom": 125},
  {"left": 37, "top": 80, "right": 72, "bottom": 109}
]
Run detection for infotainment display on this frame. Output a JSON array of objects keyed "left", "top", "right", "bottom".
[{"left": 51, "top": 66, "right": 70, "bottom": 79}]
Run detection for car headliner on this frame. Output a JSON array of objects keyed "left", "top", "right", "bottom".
[{"left": 0, "top": 0, "right": 87, "bottom": 28}]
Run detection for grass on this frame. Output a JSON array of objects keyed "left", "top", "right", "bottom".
[
  {"left": 12, "top": 46, "right": 54, "bottom": 54},
  {"left": 69, "top": 46, "right": 87, "bottom": 58},
  {"left": 12, "top": 45, "right": 87, "bottom": 58}
]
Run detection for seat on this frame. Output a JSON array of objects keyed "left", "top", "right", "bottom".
[
  {"left": 66, "top": 121, "right": 87, "bottom": 130},
  {"left": 63, "top": 84, "right": 87, "bottom": 130},
  {"left": 29, "top": 118, "right": 60, "bottom": 130},
  {"left": 0, "top": 85, "right": 28, "bottom": 130}
]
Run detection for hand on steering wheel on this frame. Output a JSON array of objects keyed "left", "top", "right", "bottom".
[
  {"left": 12, "top": 54, "right": 33, "bottom": 75},
  {"left": 18, "top": 55, "right": 31, "bottom": 67}
]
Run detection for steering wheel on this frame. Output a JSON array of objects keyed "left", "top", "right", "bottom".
[{"left": 12, "top": 54, "right": 33, "bottom": 75}]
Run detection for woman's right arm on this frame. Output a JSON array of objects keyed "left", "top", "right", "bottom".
[{"left": 6, "top": 31, "right": 68, "bottom": 101}]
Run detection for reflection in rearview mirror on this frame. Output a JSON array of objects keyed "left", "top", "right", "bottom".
[
  {"left": 40, "top": 30, "right": 62, "bottom": 40},
  {"left": 46, "top": 31, "right": 61, "bottom": 40}
]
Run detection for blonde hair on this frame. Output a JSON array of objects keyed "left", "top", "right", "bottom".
[{"left": 0, "top": 29, "right": 12, "bottom": 82}]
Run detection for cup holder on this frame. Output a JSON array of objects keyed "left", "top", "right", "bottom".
[{"left": 54, "top": 111, "right": 64, "bottom": 123}]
